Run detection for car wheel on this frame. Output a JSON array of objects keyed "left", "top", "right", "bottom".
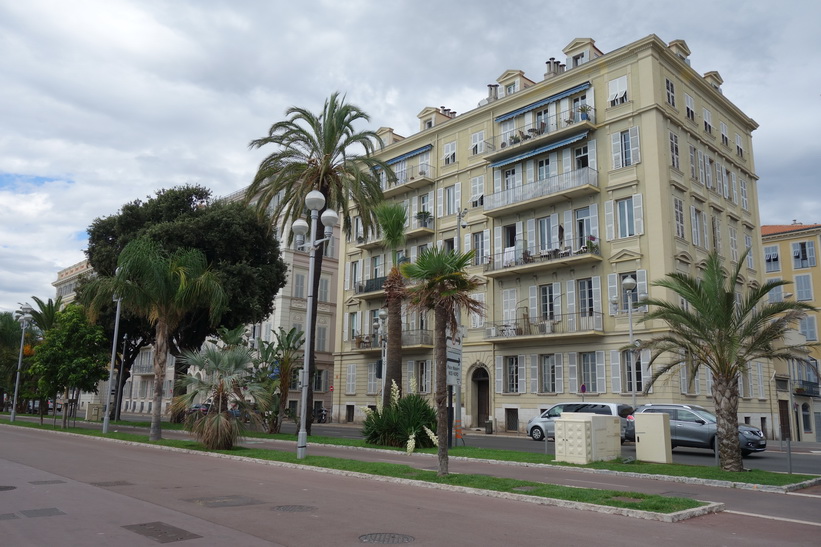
[
  {"left": 741, "top": 450, "right": 751, "bottom": 457},
  {"left": 530, "top": 427, "right": 545, "bottom": 441}
]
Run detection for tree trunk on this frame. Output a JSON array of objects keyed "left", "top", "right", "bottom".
[
  {"left": 434, "top": 304, "right": 449, "bottom": 476},
  {"left": 712, "top": 374, "right": 744, "bottom": 472},
  {"left": 149, "top": 320, "right": 169, "bottom": 441},
  {"left": 383, "top": 267, "right": 404, "bottom": 407}
]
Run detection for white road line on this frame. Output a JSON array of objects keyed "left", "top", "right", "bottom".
[
  {"left": 786, "top": 491, "right": 821, "bottom": 499},
  {"left": 725, "top": 510, "right": 821, "bottom": 527}
]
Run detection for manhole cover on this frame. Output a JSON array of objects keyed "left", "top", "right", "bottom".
[
  {"left": 274, "top": 505, "right": 317, "bottom": 513},
  {"left": 123, "top": 522, "right": 202, "bottom": 544},
  {"left": 29, "top": 480, "right": 65, "bottom": 485},
  {"left": 0, "top": 486, "right": 16, "bottom": 491},
  {"left": 186, "top": 495, "right": 264, "bottom": 508},
  {"left": 359, "top": 533, "right": 415, "bottom": 544},
  {"left": 91, "top": 481, "right": 133, "bottom": 487},
  {"left": 20, "top": 508, "right": 65, "bottom": 518}
]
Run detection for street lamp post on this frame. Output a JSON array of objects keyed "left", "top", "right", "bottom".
[
  {"left": 373, "top": 309, "right": 388, "bottom": 396},
  {"left": 621, "top": 276, "right": 639, "bottom": 409},
  {"left": 291, "top": 190, "right": 338, "bottom": 460},
  {"left": 10, "top": 303, "right": 33, "bottom": 422},
  {"left": 453, "top": 208, "right": 468, "bottom": 446},
  {"left": 102, "top": 293, "right": 123, "bottom": 433}
]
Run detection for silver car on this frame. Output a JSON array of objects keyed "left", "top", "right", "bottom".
[
  {"left": 633, "top": 403, "right": 766, "bottom": 456},
  {"left": 526, "top": 402, "right": 634, "bottom": 442}
]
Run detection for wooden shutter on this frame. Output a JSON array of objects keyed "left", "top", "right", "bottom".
[
  {"left": 555, "top": 353, "right": 564, "bottom": 394},
  {"left": 633, "top": 193, "right": 644, "bottom": 235},
  {"left": 596, "top": 351, "right": 606, "bottom": 393},
  {"left": 628, "top": 126, "right": 640, "bottom": 164},
  {"left": 566, "top": 279, "right": 576, "bottom": 332},
  {"left": 610, "top": 350, "right": 622, "bottom": 393},
  {"left": 495, "top": 356, "right": 503, "bottom": 393},
  {"left": 568, "top": 352, "right": 578, "bottom": 393},
  {"left": 530, "top": 354, "right": 539, "bottom": 393},
  {"left": 607, "top": 273, "right": 618, "bottom": 316},
  {"left": 611, "top": 132, "right": 623, "bottom": 170},
  {"left": 604, "top": 200, "right": 615, "bottom": 241},
  {"left": 517, "top": 354, "right": 526, "bottom": 393}
]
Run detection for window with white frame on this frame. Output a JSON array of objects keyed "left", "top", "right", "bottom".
[
  {"left": 689, "top": 145, "right": 697, "bottom": 179},
  {"left": 665, "top": 78, "right": 676, "bottom": 107},
  {"left": 418, "top": 151, "right": 431, "bottom": 176},
  {"left": 503, "top": 167, "right": 516, "bottom": 190},
  {"left": 793, "top": 241, "right": 817, "bottom": 269},
  {"left": 472, "top": 232, "right": 485, "bottom": 265},
  {"left": 417, "top": 360, "right": 431, "bottom": 393},
  {"left": 348, "top": 311, "right": 360, "bottom": 339},
  {"left": 371, "top": 255, "right": 382, "bottom": 278},
  {"left": 745, "top": 234, "right": 754, "bottom": 269},
  {"left": 580, "top": 352, "right": 598, "bottom": 392},
  {"left": 293, "top": 273, "right": 306, "bottom": 299},
  {"left": 611, "top": 127, "right": 640, "bottom": 168},
  {"left": 575, "top": 144, "right": 589, "bottom": 168},
  {"left": 501, "top": 119, "right": 515, "bottom": 143},
  {"left": 541, "top": 354, "right": 561, "bottom": 393},
  {"left": 471, "top": 131, "right": 485, "bottom": 155},
  {"left": 318, "top": 277, "right": 330, "bottom": 302},
  {"left": 345, "top": 364, "right": 356, "bottom": 394},
  {"left": 443, "top": 141, "right": 456, "bottom": 165},
  {"left": 575, "top": 206, "right": 592, "bottom": 248},
  {"left": 470, "top": 175, "right": 484, "bottom": 207},
  {"left": 685, "top": 94, "right": 695, "bottom": 121},
  {"left": 313, "top": 369, "right": 328, "bottom": 392},
  {"left": 729, "top": 225, "right": 738, "bottom": 262},
  {"left": 367, "top": 362, "right": 379, "bottom": 394},
  {"left": 538, "top": 216, "right": 552, "bottom": 251},
  {"left": 539, "top": 284, "right": 557, "bottom": 320},
  {"left": 691, "top": 206, "right": 707, "bottom": 248},
  {"left": 608, "top": 75, "right": 628, "bottom": 106},
  {"left": 618, "top": 271, "right": 639, "bottom": 313},
  {"left": 505, "top": 356, "right": 519, "bottom": 393},
  {"left": 720, "top": 122, "right": 729, "bottom": 146},
  {"left": 622, "top": 349, "right": 642, "bottom": 394},
  {"left": 711, "top": 215, "right": 722, "bottom": 254},
  {"left": 736, "top": 134, "right": 744, "bottom": 158},
  {"left": 394, "top": 159, "right": 408, "bottom": 184},
  {"left": 470, "top": 292, "right": 485, "bottom": 328},
  {"left": 704, "top": 156, "right": 713, "bottom": 189},
  {"left": 316, "top": 326, "right": 327, "bottom": 352},
  {"left": 350, "top": 260, "right": 360, "bottom": 284},
  {"left": 674, "top": 197, "right": 686, "bottom": 239},
  {"left": 703, "top": 108, "right": 713, "bottom": 134},
  {"left": 768, "top": 278, "right": 783, "bottom": 303},
  {"left": 578, "top": 278, "right": 594, "bottom": 317},
  {"left": 669, "top": 131, "right": 680, "bottom": 169},
  {"left": 679, "top": 352, "right": 699, "bottom": 394},
  {"left": 444, "top": 185, "right": 456, "bottom": 215},
  {"left": 799, "top": 316, "right": 818, "bottom": 342},
  {"left": 740, "top": 179, "right": 749, "bottom": 211},
  {"left": 796, "top": 274, "right": 813, "bottom": 301},
  {"left": 537, "top": 157, "right": 551, "bottom": 181},
  {"left": 764, "top": 245, "right": 780, "bottom": 272},
  {"left": 617, "top": 197, "right": 636, "bottom": 238}
]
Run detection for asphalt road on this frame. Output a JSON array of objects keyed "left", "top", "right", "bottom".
[{"left": 2, "top": 426, "right": 819, "bottom": 546}]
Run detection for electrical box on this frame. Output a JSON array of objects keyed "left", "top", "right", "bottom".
[
  {"left": 635, "top": 412, "right": 673, "bottom": 464},
  {"left": 86, "top": 403, "right": 102, "bottom": 421},
  {"left": 555, "top": 413, "right": 621, "bottom": 464}
]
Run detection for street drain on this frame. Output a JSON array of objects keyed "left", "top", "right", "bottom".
[
  {"left": 20, "top": 508, "right": 65, "bottom": 518},
  {"left": 29, "top": 480, "right": 66, "bottom": 485},
  {"left": 0, "top": 486, "right": 16, "bottom": 491},
  {"left": 186, "top": 495, "right": 264, "bottom": 508},
  {"left": 274, "top": 505, "right": 317, "bottom": 513},
  {"left": 123, "top": 522, "right": 202, "bottom": 544},
  {"left": 91, "top": 481, "right": 133, "bottom": 487},
  {"left": 359, "top": 533, "right": 415, "bottom": 544}
]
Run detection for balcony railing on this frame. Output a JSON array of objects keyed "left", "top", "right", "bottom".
[
  {"left": 484, "top": 241, "right": 600, "bottom": 274},
  {"left": 488, "top": 107, "right": 596, "bottom": 154},
  {"left": 793, "top": 380, "right": 820, "bottom": 397},
  {"left": 381, "top": 163, "right": 435, "bottom": 196},
  {"left": 484, "top": 312, "right": 604, "bottom": 340},
  {"left": 348, "top": 328, "right": 433, "bottom": 352},
  {"left": 402, "top": 329, "right": 433, "bottom": 346},
  {"left": 485, "top": 167, "right": 598, "bottom": 213},
  {"left": 354, "top": 276, "right": 388, "bottom": 295}
]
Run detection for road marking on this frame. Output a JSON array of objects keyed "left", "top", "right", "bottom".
[
  {"left": 786, "top": 491, "right": 821, "bottom": 499},
  {"left": 725, "top": 510, "right": 821, "bottom": 527}
]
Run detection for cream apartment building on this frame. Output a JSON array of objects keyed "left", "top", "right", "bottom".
[
  {"left": 762, "top": 222, "right": 820, "bottom": 442},
  {"left": 332, "top": 34, "right": 773, "bottom": 435}
]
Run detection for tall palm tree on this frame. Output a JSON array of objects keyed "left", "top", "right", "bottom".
[
  {"left": 29, "top": 296, "right": 63, "bottom": 333},
  {"left": 170, "top": 345, "right": 272, "bottom": 450},
  {"left": 639, "top": 250, "right": 815, "bottom": 471},
  {"left": 375, "top": 202, "right": 407, "bottom": 407},
  {"left": 247, "top": 92, "right": 393, "bottom": 432},
  {"left": 85, "top": 237, "right": 227, "bottom": 441},
  {"left": 402, "top": 248, "right": 484, "bottom": 476}
]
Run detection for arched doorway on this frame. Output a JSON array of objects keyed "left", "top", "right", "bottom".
[{"left": 471, "top": 367, "right": 490, "bottom": 428}]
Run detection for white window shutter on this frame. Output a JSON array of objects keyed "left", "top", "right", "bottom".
[
  {"left": 553, "top": 282, "right": 562, "bottom": 317},
  {"left": 607, "top": 273, "right": 618, "bottom": 316},
  {"left": 568, "top": 352, "right": 578, "bottom": 393},
  {"left": 604, "top": 200, "right": 615, "bottom": 241},
  {"left": 562, "top": 148, "right": 572, "bottom": 173},
  {"left": 566, "top": 279, "right": 576, "bottom": 332},
  {"left": 494, "top": 169, "right": 502, "bottom": 193},
  {"left": 527, "top": 218, "right": 535, "bottom": 253},
  {"left": 563, "top": 209, "right": 573, "bottom": 248},
  {"left": 526, "top": 159, "right": 534, "bottom": 184},
  {"left": 343, "top": 313, "right": 349, "bottom": 341},
  {"left": 406, "top": 360, "right": 415, "bottom": 393},
  {"left": 596, "top": 351, "right": 606, "bottom": 393},
  {"left": 642, "top": 349, "right": 652, "bottom": 393},
  {"left": 455, "top": 182, "right": 461, "bottom": 210},
  {"left": 530, "top": 354, "right": 539, "bottom": 393},
  {"left": 588, "top": 139, "right": 597, "bottom": 171},
  {"left": 556, "top": 353, "right": 564, "bottom": 393},
  {"left": 611, "top": 350, "right": 622, "bottom": 393},
  {"left": 410, "top": 246, "right": 417, "bottom": 263},
  {"left": 494, "top": 226, "right": 502, "bottom": 267},
  {"left": 590, "top": 203, "right": 599, "bottom": 240},
  {"left": 636, "top": 270, "right": 648, "bottom": 311},
  {"left": 592, "top": 276, "right": 602, "bottom": 330},
  {"left": 550, "top": 213, "right": 559, "bottom": 248},
  {"left": 529, "top": 285, "right": 537, "bottom": 322},
  {"left": 690, "top": 206, "right": 698, "bottom": 244},
  {"left": 464, "top": 233, "right": 471, "bottom": 252},
  {"left": 611, "top": 132, "right": 623, "bottom": 170},
  {"left": 410, "top": 198, "right": 417, "bottom": 228},
  {"left": 518, "top": 354, "right": 526, "bottom": 393},
  {"left": 495, "top": 356, "right": 503, "bottom": 394},
  {"left": 483, "top": 229, "right": 490, "bottom": 261},
  {"left": 437, "top": 187, "right": 443, "bottom": 218},
  {"left": 702, "top": 213, "right": 709, "bottom": 251},
  {"left": 629, "top": 126, "right": 641, "bottom": 164},
  {"left": 633, "top": 193, "right": 644, "bottom": 235}
]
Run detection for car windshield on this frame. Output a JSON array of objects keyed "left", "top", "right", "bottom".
[{"left": 691, "top": 409, "right": 716, "bottom": 423}]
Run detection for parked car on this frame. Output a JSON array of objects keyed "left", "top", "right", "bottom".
[
  {"left": 187, "top": 403, "right": 211, "bottom": 415},
  {"left": 526, "top": 402, "right": 634, "bottom": 442},
  {"left": 630, "top": 403, "right": 766, "bottom": 456}
]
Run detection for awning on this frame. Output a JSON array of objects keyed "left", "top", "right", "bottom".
[
  {"left": 490, "top": 132, "right": 589, "bottom": 168},
  {"left": 386, "top": 144, "right": 433, "bottom": 166},
  {"left": 495, "top": 82, "right": 591, "bottom": 123}
]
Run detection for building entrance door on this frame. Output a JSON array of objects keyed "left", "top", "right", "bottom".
[{"left": 472, "top": 367, "right": 490, "bottom": 427}]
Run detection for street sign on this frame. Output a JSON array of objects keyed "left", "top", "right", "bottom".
[{"left": 446, "top": 333, "right": 462, "bottom": 386}]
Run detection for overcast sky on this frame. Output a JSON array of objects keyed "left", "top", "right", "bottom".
[{"left": 1, "top": 0, "right": 818, "bottom": 314}]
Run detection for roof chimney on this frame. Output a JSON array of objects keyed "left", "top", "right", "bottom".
[
  {"left": 544, "top": 57, "right": 557, "bottom": 80},
  {"left": 488, "top": 84, "right": 499, "bottom": 101}
]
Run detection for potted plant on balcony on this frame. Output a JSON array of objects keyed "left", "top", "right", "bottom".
[
  {"left": 586, "top": 235, "right": 599, "bottom": 254},
  {"left": 578, "top": 104, "right": 593, "bottom": 121},
  {"left": 415, "top": 210, "right": 432, "bottom": 228}
]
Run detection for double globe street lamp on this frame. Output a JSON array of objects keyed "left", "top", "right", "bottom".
[
  {"left": 291, "top": 190, "right": 338, "bottom": 460},
  {"left": 10, "top": 303, "right": 33, "bottom": 422}
]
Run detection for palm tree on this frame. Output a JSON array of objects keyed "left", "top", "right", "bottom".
[
  {"left": 258, "top": 327, "right": 304, "bottom": 433},
  {"left": 170, "top": 345, "right": 272, "bottom": 450},
  {"left": 29, "top": 296, "right": 63, "bottom": 333},
  {"left": 639, "top": 250, "right": 815, "bottom": 471},
  {"left": 247, "top": 92, "right": 393, "bottom": 432},
  {"left": 375, "top": 202, "right": 407, "bottom": 407},
  {"left": 402, "top": 247, "right": 484, "bottom": 476},
  {"left": 85, "top": 237, "right": 227, "bottom": 441}
]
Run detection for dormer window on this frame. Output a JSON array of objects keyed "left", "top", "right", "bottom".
[
  {"left": 572, "top": 53, "right": 585, "bottom": 67},
  {"left": 505, "top": 83, "right": 516, "bottom": 95},
  {"left": 424, "top": 119, "right": 433, "bottom": 129}
]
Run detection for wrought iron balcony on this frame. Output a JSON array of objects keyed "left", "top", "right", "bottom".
[
  {"left": 793, "top": 380, "right": 820, "bottom": 397},
  {"left": 484, "top": 167, "right": 599, "bottom": 217},
  {"left": 484, "top": 312, "right": 604, "bottom": 342}
]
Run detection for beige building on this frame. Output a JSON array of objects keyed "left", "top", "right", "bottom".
[
  {"left": 762, "top": 222, "right": 820, "bottom": 442},
  {"left": 333, "top": 35, "right": 775, "bottom": 436}
]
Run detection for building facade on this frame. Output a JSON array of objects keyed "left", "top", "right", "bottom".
[
  {"left": 333, "top": 35, "right": 775, "bottom": 436},
  {"left": 762, "top": 222, "right": 821, "bottom": 442}
]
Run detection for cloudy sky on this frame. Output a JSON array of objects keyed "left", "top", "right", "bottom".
[{"left": 1, "top": 0, "right": 819, "bottom": 314}]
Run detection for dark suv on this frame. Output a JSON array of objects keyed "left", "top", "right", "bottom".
[
  {"left": 526, "top": 402, "right": 634, "bottom": 442},
  {"left": 632, "top": 403, "right": 766, "bottom": 456}
]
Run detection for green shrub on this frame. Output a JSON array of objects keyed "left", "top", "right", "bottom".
[{"left": 362, "top": 384, "right": 437, "bottom": 451}]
